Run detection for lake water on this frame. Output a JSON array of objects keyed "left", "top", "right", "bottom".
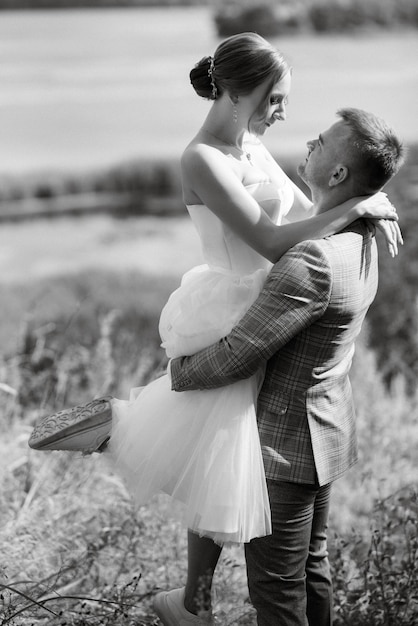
[{"left": 1, "top": 7, "right": 417, "bottom": 175}]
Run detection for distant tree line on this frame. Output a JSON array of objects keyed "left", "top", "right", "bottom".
[
  {"left": 214, "top": 0, "right": 418, "bottom": 37},
  {"left": 0, "top": 0, "right": 208, "bottom": 8},
  {"left": 3, "top": 0, "right": 417, "bottom": 35}
]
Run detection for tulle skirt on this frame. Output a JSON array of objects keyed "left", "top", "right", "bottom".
[
  {"left": 159, "top": 264, "right": 268, "bottom": 358},
  {"left": 109, "top": 263, "right": 272, "bottom": 544}
]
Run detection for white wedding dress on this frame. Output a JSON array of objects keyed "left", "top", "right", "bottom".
[{"left": 109, "top": 175, "right": 294, "bottom": 544}]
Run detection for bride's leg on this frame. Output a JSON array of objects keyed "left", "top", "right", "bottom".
[{"left": 184, "top": 529, "right": 223, "bottom": 614}]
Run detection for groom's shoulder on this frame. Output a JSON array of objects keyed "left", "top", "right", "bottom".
[
  {"left": 274, "top": 223, "right": 374, "bottom": 272},
  {"left": 284, "top": 237, "right": 330, "bottom": 261},
  {"left": 325, "top": 219, "right": 376, "bottom": 251},
  {"left": 308, "top": 219, "right": 375, "bottom": 252},
  {"left": 270, "top": 238, "right": 332, "bottom": 282},
  {"left": 313, "top": 220, "right": 377, "bottom": 271}
]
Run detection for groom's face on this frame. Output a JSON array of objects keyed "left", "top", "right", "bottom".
[{"left": 298, "top": 120, "right": 353, "bottom": 190}]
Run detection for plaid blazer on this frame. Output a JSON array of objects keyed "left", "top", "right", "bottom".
[{"left": 170, "top": 220, "right": 378, "bottom": 486}]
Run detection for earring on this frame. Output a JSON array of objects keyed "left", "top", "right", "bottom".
[{"left": 232, "top": 103, "right": 238, "bottom": 123}]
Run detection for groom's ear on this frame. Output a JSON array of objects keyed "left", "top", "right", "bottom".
[{"left": 328, "top": 164, "right": 349, "bottom": 187}]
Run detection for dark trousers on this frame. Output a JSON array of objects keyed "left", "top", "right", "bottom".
[{"left": 245, "top": 480, "right": 333, "bottom": 626}]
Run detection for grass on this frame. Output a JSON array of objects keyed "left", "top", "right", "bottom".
[
  {"left": 0, "top": 149, "right": 417, "bottom": 624},
  {"left": 0, "top": 261, "right": 417, "bottom": 624},
  {"left": 1, "top": 404, "right": 254, "bottom": 624},
  {"left": 1, "top": 146, "right": 418, "bottom": 622},
  {"left": 0, "top": 271, "right": 256, "bottom": 624}
]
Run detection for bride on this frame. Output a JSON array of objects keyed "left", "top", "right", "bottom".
[{"left": 29, "top": 32, "right": 400, "bottom": 624}]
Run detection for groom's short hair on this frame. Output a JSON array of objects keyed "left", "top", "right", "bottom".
[{"left": 337, "top": 107, "right": 405, "bottom": 194}]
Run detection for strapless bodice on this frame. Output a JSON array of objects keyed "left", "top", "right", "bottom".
[{"left": 187, "top": 178, "right": 293, "bottom": 275}]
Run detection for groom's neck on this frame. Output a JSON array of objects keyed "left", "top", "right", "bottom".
[{"left": 311, "top": 188, "right": 354, "bottom": 215}]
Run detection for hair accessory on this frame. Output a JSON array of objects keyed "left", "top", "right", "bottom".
[{"left": 208, "top": 56, "right": 217, "bottom": 100}]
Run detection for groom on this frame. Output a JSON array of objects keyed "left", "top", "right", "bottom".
[{"left": 169, "top": 108, "right": 404, "bottom": 625}]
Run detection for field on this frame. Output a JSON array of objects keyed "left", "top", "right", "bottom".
[
  {"left": 1, "top": 6, "right": 418, "bottom": 625},
  {"left": 1, "top": 188, "right": 418, "bottom": 624}
]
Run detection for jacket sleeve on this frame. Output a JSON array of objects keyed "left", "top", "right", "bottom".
[{"left": 170, "top": 240, "right": 332, "bottom": 391}]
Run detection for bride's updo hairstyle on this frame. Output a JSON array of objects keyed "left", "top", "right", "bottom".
[{"left": 190, "top": 32, "right": 289, "bottom": 101}]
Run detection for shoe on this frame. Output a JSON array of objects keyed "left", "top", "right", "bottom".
[
  {"left": 28, "top": 396, "right": 113, "bottom": 454},
  {"left": 153, "top": 588, "right": 214, "bottom": 625}
]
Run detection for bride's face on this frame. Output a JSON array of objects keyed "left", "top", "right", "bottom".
[{"left": 246, "top": 71, "right": 292, "bottom": 136}]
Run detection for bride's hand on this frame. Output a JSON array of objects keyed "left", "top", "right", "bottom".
[
  {"left": 352, "top": 191, "right": 402, "bottom": 257},
  {"left": 370, "top": 218, "right": 404, "bottom": 258},
  {"left": 354, "top": 191, "right": 399, "bottom": 220}
]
